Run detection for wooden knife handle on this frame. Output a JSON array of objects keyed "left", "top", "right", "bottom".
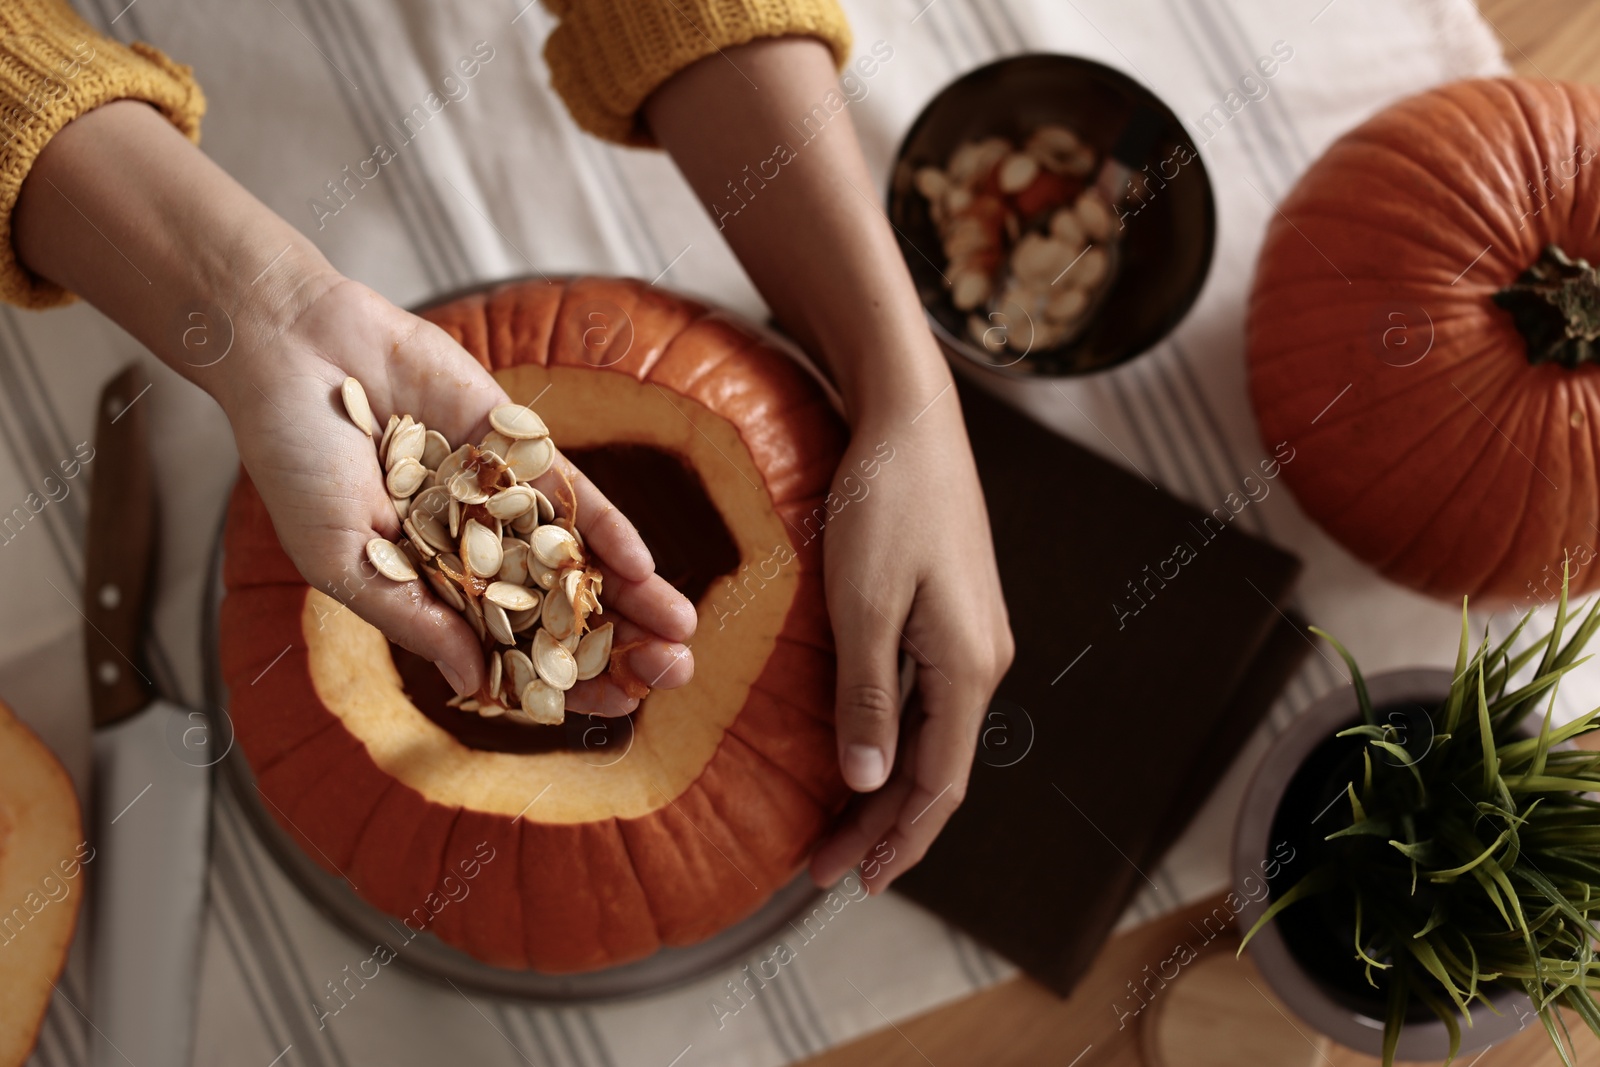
[{"left": 84, "top": 363, "right": 156, "bottom": 727}]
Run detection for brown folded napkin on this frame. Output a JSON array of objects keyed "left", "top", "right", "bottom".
[{"left": 893, "top": 375, "right": 1305, "bottom": 997}]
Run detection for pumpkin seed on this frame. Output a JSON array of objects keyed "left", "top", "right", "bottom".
[
  {"left": 575, "top": 622, "right": 613, "bottom": 681},
  {"left": 506, "top": 436, "right": 556, "bottom": 481},
  {"left": 421, "top": 429, "right": 451, "bottom": 470},
  {"left": 560, "top": 631, "right": 579, "bottom": 653},
  {"left": 388, "top": 419, "right": 426, "bottom": 467},
  {"left": 533, "top": 628, "right": 578, "bottom": 690},
  {"left": 416, "top": 512, "right": 453, "bottom": 554},
  {"left": 1075, "top": 190, "right": 1114, "bottom": 242},
  {"left": 423, "top": 562, "right": 466, "bottom": 611},
  {"left": 490, "top": 404, "right": 551, "bottom": 441},
  {"left": 486, "top": 648, "right": 503, "bottom": 700},
  {"left": 412, "top": 484, "right": 450, "bottom": 529},
  {"left": 510, "top": 509, "right": 540, "bottom": 534},
  {"left": 447, "top": 469, "right": 490, "bottom": 505},
  {"left": 434, "top": 444, "right": 471, "bottom": 486},
  {"left": 461, "top": 519, "right": 503, "bottom": 578},
  {"left": 484, "top": 581, "right": 539, "bottom": 612},
  {"left": 507, "top": 603, "right": 541, "bottom": 632},
  {"left": 449, "top": 497, "right": 461, "bottom": 538},
  {"left": 518, "top": 678, "right": 565, "bottom": 725},
  {"left": 498, "top": 540, "right": 530, "bottom": 586},
  {"left": 366, "top": 538, "right": 417, "bottom": 582},
  {"left": 486, "top": 485, "right": 537, "bottom": 521},
  {"left": 484, "top": 599, "right": 515, "bottom": 645},
  {"left": 477, "top": 700, "right": 506, "bottom": 718},
  {"left": 504, "top": 648, "right": 535, "bottom": 698},
  {"left": 459, "top": 698, "right": 481, "bottom": 712},
  {"left": 480, "top": 431, "right": 513, "bottom": 459},
  {"left": 391, "top": 495, "right": 412, "bottom": 522},
  {"left": 386, "top": 456, "right": 428, "bottom": 498},
  {"left": 341, "top": 377, "right": 376, "bottom": 436},
  {"left": 403, "top": 517, "right": 438, "bottom": 559},
  {"left": 566, "top": 567, "right": 602, "bottom": 621},
  {"left": 529, "top": 555, "right": 560, "bottom": 591},
  {"left": 541, "top": 579, "right": 576, "bottom": 640},
  {"left": 532, "top": 487, "right": 556, "bottom": 521},
  {"left": 383, "top": 415, "right": 410, "bottom": 465},
  {"left": 461, "top": 591, "right": 487, "bottom": 640},
  {"left": 530, "top": 524, "right": 580, "bottom": 568},
  {"left": 377, "top": 413, "right": 400, "bottom": 457}
]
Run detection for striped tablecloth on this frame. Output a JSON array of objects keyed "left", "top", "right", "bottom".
[{"left": 0, "top": 0, "right": 1540, "bottom": 1065}]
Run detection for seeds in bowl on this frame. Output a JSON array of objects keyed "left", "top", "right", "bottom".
[
  {"left": 341, "top": 378, "right": 641, "bottom": 726},
  {"left": 915, "top": 123, "right": 1123, "bottom": 357}
]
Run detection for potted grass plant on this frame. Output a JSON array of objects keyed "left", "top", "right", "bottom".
[{"left": 1234, "top": 573, "right": 1600, "bottom": 1065}]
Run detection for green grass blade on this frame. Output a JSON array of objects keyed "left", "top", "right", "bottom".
[
  {"left": 1237, "top": 869, "right": 1334, "bottom": 952},
  {"left": 1427, "top": 829, "right": 1510, "bottom": 880},
  {"left": 1310, "top": 625, "right": 1374, "bottom": 724},
  {"left": 1382, "top": 973, "right": 1408, "bottom": 1067},
  {"left": 1479, "top": 661, "right": 1498, "bottom": 794},
  {"left": 1412, "top": 984, "right": 1463, "bottom": 1065},
  {"left": 1536, "top": 559, "right": 1573, "bottom": 682}
]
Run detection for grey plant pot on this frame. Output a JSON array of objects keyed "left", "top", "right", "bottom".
[{"left": 1231, "top": 668, "right": 1535, "bottom": 1061}]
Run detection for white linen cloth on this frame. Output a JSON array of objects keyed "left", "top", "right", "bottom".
[{"left": 0, "top": 0, "right": 1533, "bottom": 1064}]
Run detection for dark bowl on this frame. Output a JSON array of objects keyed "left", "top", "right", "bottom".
[{"left": 887, "top": 54, "right": 1216, "bottom": 377}]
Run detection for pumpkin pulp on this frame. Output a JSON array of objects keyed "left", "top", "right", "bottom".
[{"left": 1493, "top": 245, "right": 1600, "bottom": 369}]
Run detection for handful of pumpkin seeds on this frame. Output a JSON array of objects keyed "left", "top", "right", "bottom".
[{"left": 341, "top": 376, "right": 615, "bottom": 726}]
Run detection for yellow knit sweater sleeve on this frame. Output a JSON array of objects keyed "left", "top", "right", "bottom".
[
  {"left": 0, "top": 1, "right": 204, "bottom": 308},
  {"left": 542, "top": 0, "right": 852, "bottom": 146}
]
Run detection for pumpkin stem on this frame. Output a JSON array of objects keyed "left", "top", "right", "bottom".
[{"left": 1493, "top": 245, "right": 1600, "bottom": 369}]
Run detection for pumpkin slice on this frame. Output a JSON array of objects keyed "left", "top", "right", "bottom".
[
  {"left": 222, "top": 277, "right": 850, "bottom": 972},
  {"left": 0, "top": 697, "right": 84, "bottom": 1067}
]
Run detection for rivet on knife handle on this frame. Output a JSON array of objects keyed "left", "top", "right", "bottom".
[{"left": 84, "top": 363, "right": 156, "bottom": 727}]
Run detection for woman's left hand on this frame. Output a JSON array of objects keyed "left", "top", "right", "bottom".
[{"left": 806, "top": 386, "right": 1014, "bottom": 893}]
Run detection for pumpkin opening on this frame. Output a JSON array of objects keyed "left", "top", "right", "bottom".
[
  {"left": 1493, "top": 245, "right": 1600, "bottom": 369},
  {"left": 395, "top": 442, "right": 741, "bottom": 755}
]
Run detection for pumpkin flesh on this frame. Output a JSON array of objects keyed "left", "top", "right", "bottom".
[{"left": 0, "top": 699, "right": 83, "bottom": 1067}]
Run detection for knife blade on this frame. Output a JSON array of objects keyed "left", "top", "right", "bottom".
[{"left": 85, "top": 363, "right": 211, "bottom": 1067}]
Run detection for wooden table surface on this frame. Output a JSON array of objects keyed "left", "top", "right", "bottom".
[{"left": 800, "top": 8, "right": 1600, "bottom": 1066}]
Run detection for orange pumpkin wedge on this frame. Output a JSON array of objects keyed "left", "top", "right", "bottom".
[{"left": 0, "top": 697, "right": 84, "bottom": 1067}]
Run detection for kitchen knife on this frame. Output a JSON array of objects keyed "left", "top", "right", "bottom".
[{"left": 85, "top": 363, "right": 211, "bottom": 1067}]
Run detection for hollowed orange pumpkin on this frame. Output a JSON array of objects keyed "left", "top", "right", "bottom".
[
  {"left": 1248, "top": 78, "right": 1600, "bottom": 605},
  {"left": 220, "top": 277, "right": 850, "bottom": 972}
]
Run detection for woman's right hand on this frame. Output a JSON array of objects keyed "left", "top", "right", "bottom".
[
  {"left": 15, "top": 100, "right": 696, "bottom": 711},
  {"left": 219, "top": 275, "right": 698, "bottom": 710}
]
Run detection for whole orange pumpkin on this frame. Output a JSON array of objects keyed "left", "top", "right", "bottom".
[
  {"left": 1248, "top": 78, "right": 1600, "bottom": 606},
  {"left": 220, "top": 277, "right": 850, "bottom": 972}
]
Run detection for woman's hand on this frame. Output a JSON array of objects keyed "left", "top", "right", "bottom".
[
  {"left": 15, "top": 100, "right": 694, "bottom": 710},
  {"left": 649, "top": 38, "right": 1015, "bottom": 892},
  {"left": 222, "top": 277, "right": 697, "bottom": 709},
  {"left": 807, "top": 398, "right": 1012, "bottom": 892}
]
